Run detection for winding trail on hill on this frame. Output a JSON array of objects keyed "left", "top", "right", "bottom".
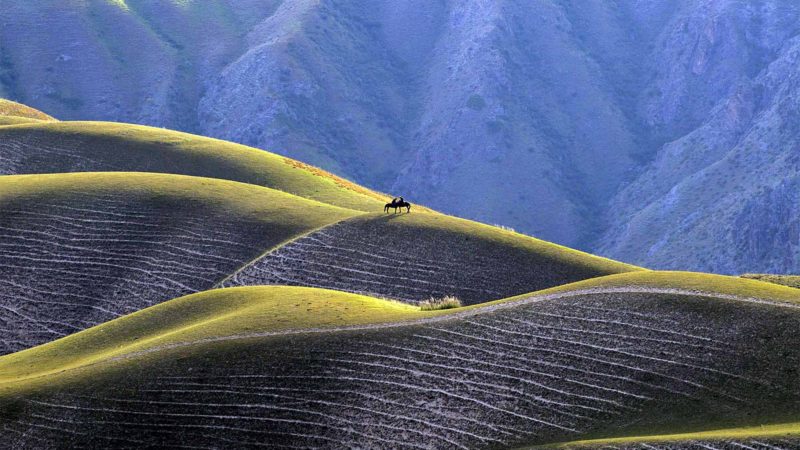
[{"left": 5, "top": 284, "right": 800, "bottom": 449}]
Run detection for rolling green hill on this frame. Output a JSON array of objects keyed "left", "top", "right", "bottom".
[
  {"left": 0, "top": 120, "right": 642, "bottom": 357},
  {"left": 0, "top": 99, "right": 55, "bottom": 122},
  {"left": 0, "top": 172, "right": 358, "bottom": 355},
  {"left": 0, "top": 112, "right": 798, "bottom": 448},
  {"left": 2, "top": 272, "right": 800, "bottom": 448},
  {"left": 740, "top": 273, "right": 800, "bottom": 290},
  {"left": 545, "top": 421, "right": 800, "bottom": 449},
  {"left": 0, "top": 121, "right": 386, "bottom": 211}
]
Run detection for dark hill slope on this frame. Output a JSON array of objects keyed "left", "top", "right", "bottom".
[
  {"left": 0, "top": 172, "right": 356, "bottom": 355},
  {"left": 222, "top": 212, "right": 640, "bottom": 304},
  {"left": 2, "top": 273, "right": 800, "bottom": 448},
  {"left": 0, "top": 121, "right": 387, "bottom": 211}
]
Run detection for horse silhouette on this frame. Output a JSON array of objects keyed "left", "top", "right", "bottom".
[{"left": 385, "top": 199, "right": 411, "bottom": 213}]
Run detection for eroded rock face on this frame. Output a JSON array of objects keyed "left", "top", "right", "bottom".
[
  {"left": 6, "top": 290, "right": 800, "bottom": 448},
  {"left": 598, "top": 32, "right": 800, "bottom": 274}
]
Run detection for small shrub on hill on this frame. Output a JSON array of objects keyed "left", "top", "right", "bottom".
[{"left": 420, "top": 295, "right": 462, "bottom": 311}]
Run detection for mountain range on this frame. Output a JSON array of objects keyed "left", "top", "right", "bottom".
[{"left": 2, "top": 0, "right": 799, "bottom": 274}]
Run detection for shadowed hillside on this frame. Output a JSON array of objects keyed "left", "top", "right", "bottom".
[
  {"left": 222, "top": 212, "right": 639, "bottom": 304},
  {"left": 2, "top": 273, "right": 800, "bottom": 448},
  {"left": 0, "top": 172, "right": 357, "bottom": 354}
]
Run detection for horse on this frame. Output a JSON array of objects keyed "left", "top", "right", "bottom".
[{"left": 384, "top": 200, "right": 411, "bottom": 213}]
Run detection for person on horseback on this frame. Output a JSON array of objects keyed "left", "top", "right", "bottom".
[{"left": 384, "top": 196, "right": 411, "bottom": 213}]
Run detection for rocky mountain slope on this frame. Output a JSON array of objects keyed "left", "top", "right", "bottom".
[{"left": 3, "top": 0, "right": 800, "bottom": 273}]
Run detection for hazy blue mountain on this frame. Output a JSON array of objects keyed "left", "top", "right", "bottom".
[{"left": 2, "top": 0, "right": 799, "bottom": 273}]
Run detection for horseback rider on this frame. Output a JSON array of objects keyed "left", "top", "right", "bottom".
[{"left": 384, "top": 196, "right": 410, "bottom": 213}]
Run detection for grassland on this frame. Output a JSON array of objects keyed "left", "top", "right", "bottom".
[
  {"left": 0, "top": 111, "right": 798, "bottom": 448},
  {"left": 0, "top": 286, "right": 434, "bottom": 396},
  {"left": 9, "top": 270, "right": 791, "bottom": 394},
  {"left": 0, "top": 172, "right": 360, "bottom": 354},
  {"left": 0, "top": 121, "right": 387, "bottom": 211},
  {"left": 0, "top": 116, "right": 46, "bottom": 126},
  {"left": 0, "top": 98, "right": 55, "bottom": 121},
  {"left": 741, "top": 273, "right": 800, "bottom": 290},
  {"left": 545, "top": 421, "right": 800, "bottom": 448},
  {"left": 3, "top": 271, "right": 800, "bottom": 447}
]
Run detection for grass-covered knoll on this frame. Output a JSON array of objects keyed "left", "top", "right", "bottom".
[
  {"left": 741, "top": 273, "right": 800, "bottom": 290},
  {"left": 0, "top": 172, "right": 358, "bottom": 354},
  {"left": 0, "top": 98, "right": 55, "bottom": 121},
  {"left": 0, "top": 116, "right": 47, "bottom": 126},
  {"left": 0, "top": 121, "right": 387, "bottom": 211},
  {"left": 0, "top": 286, "right": 433, "bottom": 395},
  {"left": 4, "top": 270, "right": 800, "bottom": 448},
  {"left": 223, "top": 212, "right": 643, "bottom": 305},
  {"left": 519, "top": 270, "right": 800, "bottom": 305},
  {"left": 544, "top": 421, "right": 800, "bottom": 448}
]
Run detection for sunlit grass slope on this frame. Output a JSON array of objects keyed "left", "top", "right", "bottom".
[
  {"left": 0, "top": 121, "right": 387, "bottom": 211},
  {"left": 0, "top": 116, "right": 47, "bottom": 126},
  {"left": 0, "top": 171, "right": 358, "bottom": 228},
  {"left": 3, "top": 271, "right": 800, "bottom": 448},
  {"left": 0, "top": 286, "right": 435, "bottom": 395},
  {"left": 545, "top": 421, "right": 800, "bottom": 448},
  {"left": 8, "top": 271, "right": 797, "bottom": 395},
  {"left": 0, "top": 172, "right": 360, "bottom": 354},
  {"left": 528, "top": 269, "right": 800, "bottom": 304},
  {"left": 0, "top": 98, "right": 56, "bottom": 121},
  {"left": 741, "top": 273, "right": 800, "bottom": 290}
]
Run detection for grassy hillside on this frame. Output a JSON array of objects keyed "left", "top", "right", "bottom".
[
  {"left": 0, "top": 116, "right": 47, "bottom": 126},
  {"left": 223, "top": 212, "right": 643, "bottom": 304},
  {"left": 3, "top": 271, "right": 800, "bottom": 448},
  {"left": 0, "top": 121, "right": 387, "bottom": 211},
  {"left": 546, "top": 421, "right": 800, "bottom": 449},
  {"left": 0, "top": 172, "right": 358, "bottom": 355},
  {"left": 0, "top": 98, "right": 55, "bottom": 121},
  {"left": 741, "top": 273, "right": 800, "bottom": 290}
]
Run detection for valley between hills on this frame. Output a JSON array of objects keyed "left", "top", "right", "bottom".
[{"left": 0, "top": 99, "right": 799, "bottom": 449}]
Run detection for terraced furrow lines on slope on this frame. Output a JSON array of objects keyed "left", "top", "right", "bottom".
[
  {"left": 0, "top": 173, "right": 357, "bottom": 354},
  {"left": 222, "top": 214, "right": 637, "bottom": 304},
  {"left": 5, "top": 287, "right": 800, "bottom": 449}
]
